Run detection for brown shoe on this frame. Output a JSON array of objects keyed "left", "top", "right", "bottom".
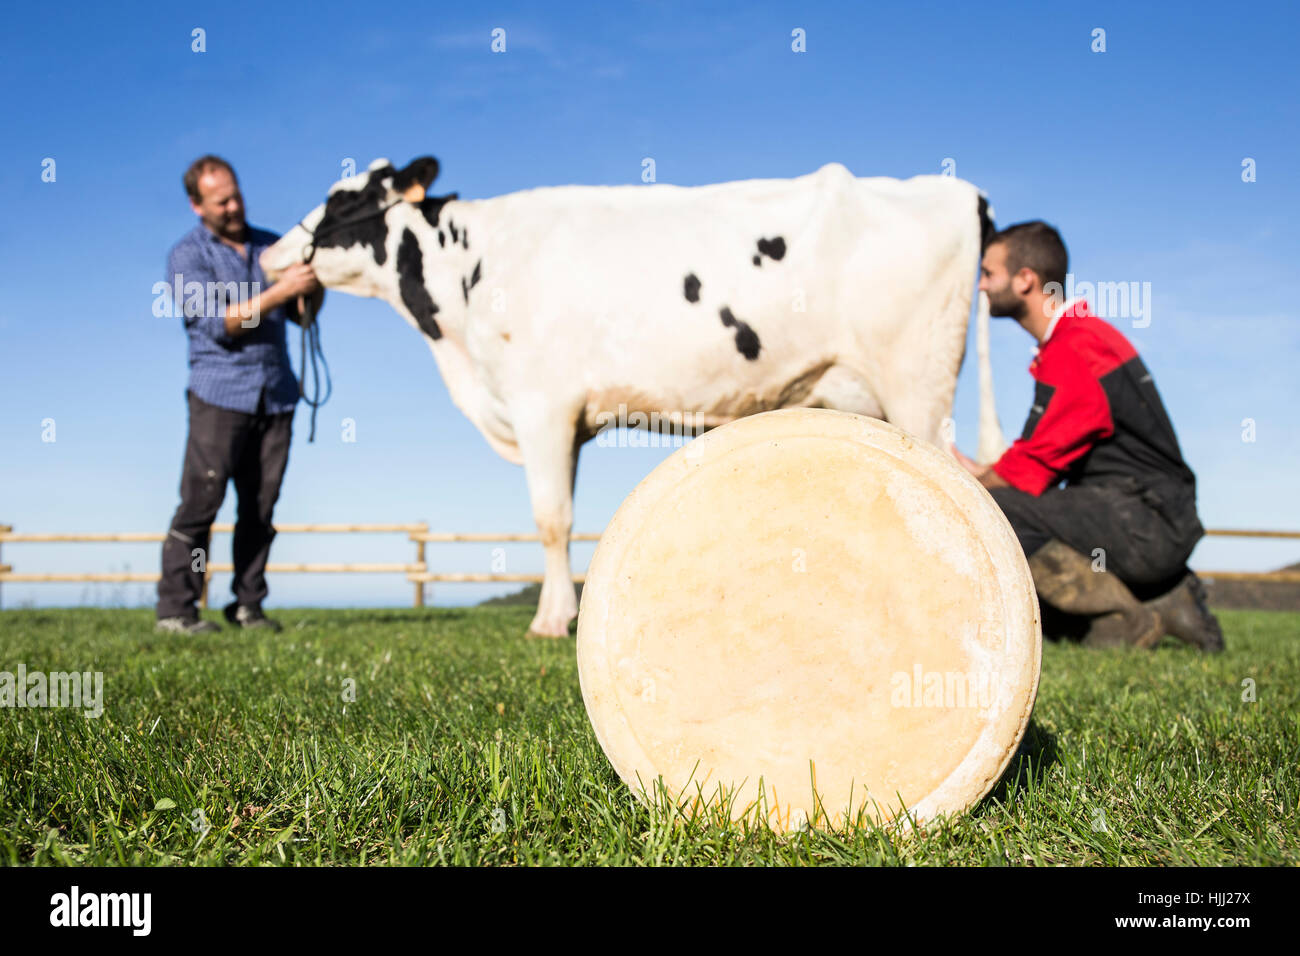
[
  {"left": 1027, "top": 539, "right": 1164, "bottom": 649},
  {"left": 1143, "top": 571, "right": 1225, "bottom": 653}
]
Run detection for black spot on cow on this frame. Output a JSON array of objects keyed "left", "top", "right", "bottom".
[
  {"left": 313, "top": 164, "right": 396, "bottom": 265},
  {"left": 448, "top": 220, "right": 459, "bottom": 244},
  {"left": 397, "top": 228, "right": 441, "bottom": 340},
  {"left": 733, "top": 324, "right": 760, "bottom": 360},
  {"left": 461, "top": 227, "right": 469, "bottom": 250},
  {"left": 752, "top": 255, "right": 761, "bottom": 267},
  {"left": 417, "top": 192, "right": 458, "bottom": 229},
  {"left": 462, "top": 258, "right": 483, "bottom": 305},
  {"left": 683, "top": 273, "right": 701, "bottom": 303},
  {"left": 978, "top": 195, "right": 996, "bottom": 252},
  {"left": 719, "top": 306, "right": 761, "bottom": 361},
  {"left": 756, "top": 236, "right": 786, "bottom": 262},
  {"left": 438, "top": 230, "right": 445, "bottom": 248}
]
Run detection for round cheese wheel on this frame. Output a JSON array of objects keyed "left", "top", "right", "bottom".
[{"left": 576, "top": 408, "right": 1040, "bottom": 832}]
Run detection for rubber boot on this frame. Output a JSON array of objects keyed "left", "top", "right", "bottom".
[
  {"left": 1139, "top": 571, "right": 1225, "bottom": 652},
  {"left": 1073, "top": 569, "right": 1226, "bottom": 652},
  {"left": 1027, "top": 539, "right": 1164, "bottom": 649}
]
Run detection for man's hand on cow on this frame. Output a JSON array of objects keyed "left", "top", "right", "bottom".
[
  {"left": 275, "top": 263, "right": 321, "bottom": 299},
  {"left": 222, "top": 262, "right": 321, "bottom": 336}
]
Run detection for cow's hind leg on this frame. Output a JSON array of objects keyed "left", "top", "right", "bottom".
[
  {"left": 806, "top": 364, "right": 885, "bottom": 420},
  {"left": 515, "top": 411, "right": 581, "bottom": 638}
]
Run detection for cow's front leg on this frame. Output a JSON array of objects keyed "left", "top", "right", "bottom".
[{"left": 515, "top": 412, "right": 581, "bottom": 638}]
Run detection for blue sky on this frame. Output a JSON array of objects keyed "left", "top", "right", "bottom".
[{"left": 2, "top": 0, "right": 1297, "bottom": 608}]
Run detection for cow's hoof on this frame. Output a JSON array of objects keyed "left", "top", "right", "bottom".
[{"left": 526, "top": 609, "right": 576, "bottom": 639}]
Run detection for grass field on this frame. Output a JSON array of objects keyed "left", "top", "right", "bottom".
[{"left": 0, "top": 606, "right": 1296, "bottom": 865}]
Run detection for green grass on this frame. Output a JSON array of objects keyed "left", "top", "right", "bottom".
[{"left": 0, "top": 607, "right": 1296, "bottom": 865}]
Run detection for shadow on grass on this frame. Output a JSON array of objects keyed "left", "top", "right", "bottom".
[{"left": 979, "top": 719, "right": 1060, "bottom": 811}]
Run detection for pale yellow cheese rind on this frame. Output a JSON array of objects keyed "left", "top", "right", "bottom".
[{"left": 577, "top": 409, "right": 1041, "bottom": 832}]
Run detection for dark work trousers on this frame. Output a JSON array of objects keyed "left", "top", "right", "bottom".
[
  {"left": 156, "top": 389, "right": 294, "bottom": 619},
  {"left": 988, "top": 476, "right": 1205, "bottom": 596}
]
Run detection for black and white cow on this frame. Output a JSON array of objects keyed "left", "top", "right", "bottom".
[{"left": 261, "top": 157, "right": 1005, "bottom": 636}]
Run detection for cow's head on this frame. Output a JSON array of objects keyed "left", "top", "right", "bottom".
[{"left": 261, "top": 156, "right": 441, "bottom": 297}]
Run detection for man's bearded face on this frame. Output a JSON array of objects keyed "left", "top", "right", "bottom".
[
  {"left": 978, "top": 242, "right": 1025, "bottom": 319},
  {"left": 193, "top": 168, "right": 246, "bottom": 242}
]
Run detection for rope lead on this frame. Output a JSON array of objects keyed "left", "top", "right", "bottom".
[{"left": 297, "top": 295, "right": 331, "bottom": 443}]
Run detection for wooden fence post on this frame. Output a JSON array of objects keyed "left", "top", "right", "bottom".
[
  {"left": 200, "top": 523, "right": 212, "bottom": 609},
  {"left": 0, "top": 524, "right": 8, "bottom": 610},
  {"left": 413, "top": 522, "right": 428, "bottom": 607}
]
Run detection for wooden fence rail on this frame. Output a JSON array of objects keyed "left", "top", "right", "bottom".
[
  {"left": 0, "top": 522, "right": 598, "bottom": 609},
  {"left": 0, "top": 523, "right": 1296, "bottom": 609}
]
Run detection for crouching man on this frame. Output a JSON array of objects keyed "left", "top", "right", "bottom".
[{"left": 951, "top": 221, "right": 1223, "bottom": 652}]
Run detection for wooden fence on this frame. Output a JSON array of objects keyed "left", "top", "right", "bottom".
[
  {"left": 0, "top": 523, "right": 600, "bottom": 609},
  {"left": 0, "top": 523, "right": 1296, "bottom": 608}
]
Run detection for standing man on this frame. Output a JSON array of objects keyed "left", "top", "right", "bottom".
[
  {"left": 155, "top": 156, "right": 322, "bottom": 634},
  {"left": 950, "top": 221, "right": 1223, "bottom": 652}
]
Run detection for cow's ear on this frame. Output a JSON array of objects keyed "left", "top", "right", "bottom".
[{"left": 394, "top": 156, "right": 439, "bottom": 202}]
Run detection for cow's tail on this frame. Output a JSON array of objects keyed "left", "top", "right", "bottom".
[
  {"left": 974, "top": 193, "right": 1006, "bottom": 464},
  {"left": 974, "top": 289, "right": 1006, "bottom": 464}
]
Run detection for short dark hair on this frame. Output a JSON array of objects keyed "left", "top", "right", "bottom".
[
  {"left": 990, "top": 221, "right": 1068, "bottom": 290},
  {"left": 183, "top": 155, "right": 237, "bottom": 203}
]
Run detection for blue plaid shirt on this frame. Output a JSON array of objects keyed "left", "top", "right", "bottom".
[{"left": 166, "top": 223, "right": 300, "bottom": 414}]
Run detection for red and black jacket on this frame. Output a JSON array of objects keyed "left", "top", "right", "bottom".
[{"left": 992, "top": 301, "right": 1198, "bottom": 499}]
